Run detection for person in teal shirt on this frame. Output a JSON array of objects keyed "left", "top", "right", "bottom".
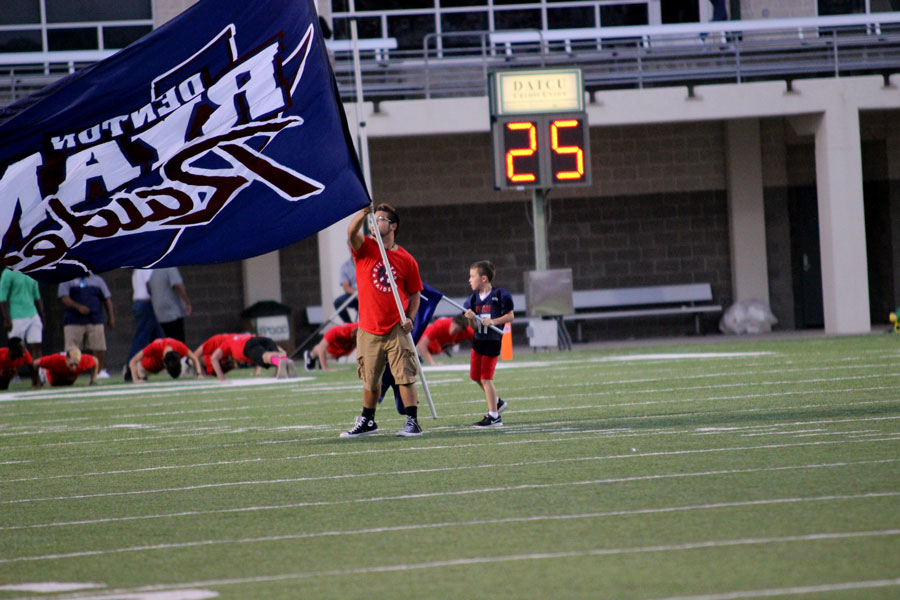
[{"left": 0, "top": 268, "right": 44, "bottom": 361}]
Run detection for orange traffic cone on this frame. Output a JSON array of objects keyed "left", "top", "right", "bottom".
[{"left": 500, "top": 323, "right": 513, "bottom": 361}]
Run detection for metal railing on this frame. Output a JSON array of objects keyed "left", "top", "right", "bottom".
[
  {"left": 327, "top": 12, "right": 900, "bottom": 103},
  {"left": 3, "top": 13, "right": 900, "bottom": 107}
]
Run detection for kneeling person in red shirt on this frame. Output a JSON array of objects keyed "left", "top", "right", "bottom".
[
  {"left": 0, "top": 337, "right": 39, "bottom": 389},
  {"left": 416, "top": 314, "right": 473, "bottom": 366},
  {"left": 305, "top": 322, "right": 358, "bottom": 372},
  {"left": 129, "top": 337, "right": 201, "bottom": 382},
  {"left": 194, "top": 334, "right": 238, "bottom": 381},
  {"left": 35, "top": 347, "right": 99, "bottom": 386}
]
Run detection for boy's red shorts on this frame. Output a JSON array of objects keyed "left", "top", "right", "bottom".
[{"left": 470, "top": 350, "right": 498, "bottom": 381}]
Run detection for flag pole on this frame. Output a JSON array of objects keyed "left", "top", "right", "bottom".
[
  {"left": 368, "top": 213, "right": 437, "bottom": 419},
  {"left": 439, "top": 296, "right": 504, "bottom": 335},
  {"left": 290, "top": 291, "right": 358, "bottom": 359}
]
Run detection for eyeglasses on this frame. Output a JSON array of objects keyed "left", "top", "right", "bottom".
[{"left": 375, "top": 215, "right": 392, "bottom": 223}]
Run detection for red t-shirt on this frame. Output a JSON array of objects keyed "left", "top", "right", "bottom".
[
  {"left": 0, "top": 348, "right": 33, "bottom": 371},
  {"left": 224, "top": 334, "right": 254, "bottom": 363},
  {"left": 352, "top": 237, "right": 423, "bottom": 335},
  {"left": 199, "top": 334, "right": 234, "bottom": 375},
  {"left": 140, "top": 338, "right": 190, "bottom": 373},
  {"left": 324, "top": 323, "right": 359, "bottom": 358},
  {"left": 38, "top": 353, "right": 96, "bottom": 385},
  {"left": 423, "top": 318, "right": 474, "bottom": 354}
]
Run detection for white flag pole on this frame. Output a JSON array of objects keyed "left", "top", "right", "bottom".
[
  {"left": 439, "top": 296, "right": 504, "bottom": 335},
  {"left": 367, "top": 213, "right": 437, "bottom": 419}
]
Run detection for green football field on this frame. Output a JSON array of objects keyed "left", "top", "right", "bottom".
[{"left": 1, "top": 333, "right": 899, "bottom": 599}]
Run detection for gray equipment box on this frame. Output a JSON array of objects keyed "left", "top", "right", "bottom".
[{"left": 524, "top": 268, "right": 574, "bottom": 317}]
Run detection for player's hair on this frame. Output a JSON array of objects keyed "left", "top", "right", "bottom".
[
  {"left": 163, "top": 351, "right": 182, "bottom": 378},
  {"left": 375, "top": 203, "right": 400, "bottom": 236},
  {"left": 7, "top": 337, "right": 24, "bottom": 359},
  {"left": 470, "top": 260, "right": 495, "bottom": 282},
  {"left": 65, "top": 346, "right": 82, "bottom": 363},
  {"left": 451, "top": 313, "right": 469, "bottom": 328}
]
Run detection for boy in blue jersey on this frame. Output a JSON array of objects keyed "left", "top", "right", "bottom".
[{"left": 464, "top": 260, "right": 515, "bottom": 428}]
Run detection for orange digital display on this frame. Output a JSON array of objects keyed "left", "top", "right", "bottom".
[
  {"left": 550, "top": 119, "right": 585, "bottom": 181},
  {"left": 503, "top": 121, "right": 539, "bottom": 183},
  {"left": 492, "top": 113, "right": 590, "bottom": 190}
]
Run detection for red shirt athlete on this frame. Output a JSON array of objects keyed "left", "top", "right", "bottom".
[
  {"left": 0, "top": 338, "right": 36, "bottom": 389},
  {"left": 416, "top": 315, "right": 473, "bottom": 365},
  {"left": 307, "top": 322, "right": 359, "bottom": 371},
  {"left": 194, "top": 334, "right": 237, "bottom": 380},
  {"left": 36, "top": 349, "right": 98, "bottom": 386},
  {"left": 129, "top": 337, "right": 200, "bottom": 381},
  {"left": 210, "top": 334, "right": 292, "bottom": 378}
]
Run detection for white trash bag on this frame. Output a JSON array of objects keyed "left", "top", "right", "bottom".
[{"left": 719, "top": 299, "right": 778, "bottom": 335}]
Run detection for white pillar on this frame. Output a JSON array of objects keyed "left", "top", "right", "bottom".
[
  {"left": 241, "top": 251, "right": 282, "bottom": 306},
  {"left": 813, "top": 105, "right": 871, "bottom": 334},
  {"left": 318, "top": 217, "right": 354, "bottom": 320},
  {"left": 726, "top": 119, "right": 770, "bottom": 304}
]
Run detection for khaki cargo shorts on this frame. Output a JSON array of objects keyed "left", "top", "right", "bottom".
[{"left": 356, "top": 324, "right": 418, "bottom": 391}]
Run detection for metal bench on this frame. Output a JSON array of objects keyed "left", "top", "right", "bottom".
[{"left": 562, "top": 283, "right": 723, "bottom": 340}]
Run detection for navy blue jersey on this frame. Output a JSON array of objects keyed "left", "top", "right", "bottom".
[{"left": 464, "top": 287, "right": 514, "bottom": 357}]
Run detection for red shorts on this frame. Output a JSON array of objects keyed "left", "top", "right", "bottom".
[{"left": 470, "top": 350, "right": 498, "bottom": 381}]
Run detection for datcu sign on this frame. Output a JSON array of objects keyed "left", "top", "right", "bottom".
[{"left": 488, "top": 68, "right": 591, "bottom": 190}]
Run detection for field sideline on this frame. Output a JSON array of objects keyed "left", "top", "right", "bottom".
[{"left": 1, "top": 333, "right": 899, "bottom": 599}]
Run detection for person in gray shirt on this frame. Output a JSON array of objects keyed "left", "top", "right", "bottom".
[
  {"left": 333, "top": 256, "right": 357, "bottom": 323},
  {"left": 148, "top": 267, "right": 192, "bottom": 342}
]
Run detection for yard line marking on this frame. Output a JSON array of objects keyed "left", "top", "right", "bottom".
[
  {"left": 4, "top": 423, "right": 899, "bottom": 485},
  {"left": 1, "top": 415, "right": 897, "bottom": 468},
  {"left": 1, "top": 384, "right": 896, "bottom": 449},
  {"left": 1, "top": 359, "right": 891, "bottom": 419},
  {"left": 2, "top": 492, "right": 897, "bottom": 563},
  {"left": 646, "top": 578, "right": 900, "bottom": 600},
  {"left": 14, "top": 531, "right": 900, "bottom": 600},
  {"left": 3, "top": 455, "right": 898, "bottom": 518}
]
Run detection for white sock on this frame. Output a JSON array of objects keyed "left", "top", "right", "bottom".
[{"left": 488, "top": 411, "right": 499, "bottom": 418}]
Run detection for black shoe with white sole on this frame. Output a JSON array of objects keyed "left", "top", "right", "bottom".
[
  {"left": 340, "top": 416, "right": 378, "bottom": 437},
  {"left": 396, "top": 417, "right": 423, "bottom": 437},
  {"left": 473, "top": 414, "right": 503, "bottom": 428}
]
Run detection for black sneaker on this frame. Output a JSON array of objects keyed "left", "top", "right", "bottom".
[
  {"left": 396, "top": 417, "right": 423, "bottom": 437},
  {"left": 497, "top": 398, "right": 507, "bottom": 414},
  {"left": 303, "top": 350, "right": 316, "bottom": 371},
  {"left": 473, "top": 414, "right": 503, "bottom": 428},
  {"left": 340, "top": 416, "right": 378, "bottom": 437}
]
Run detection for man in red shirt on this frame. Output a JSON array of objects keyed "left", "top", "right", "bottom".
[
  {"left": 209, "top": 334, "right": 295, "bottom": 379},
  {"left": 0, "top": 337, "right": 39, "bottom": 389},
  {"left": 35, "top": 347, "right": 99, "bottom": 386},
  {"left": 194, "top": 334, "right": 237, "bottom": 381},
  {"left": 416, "top": 314, "right": 473, "bottom": 365},
  {"left": 305, "top": 322, "right": 359, "bottom": 372},
  {"left": 342, "top": 204, "right": 423, "bottom": 438},
  {"left": 128, "top": 337, "right": 201, "bottom": 382}
]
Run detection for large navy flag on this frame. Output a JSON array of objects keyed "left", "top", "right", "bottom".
[{"left": 0, "top": 0, "right": 369, "bottom": 282}]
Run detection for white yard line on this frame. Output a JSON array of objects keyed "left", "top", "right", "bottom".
[
  {"left": 2, "top": 491, "right": 897, "bottom": 564},
  {"left": 646, "top": 578, "right": 900, "bottom": 600},
  {"left": 3, "top": 454, "right": 898, "bottom": 523},
  {"left": 12, "top": 531, "right": 899, "bottom": 600}
]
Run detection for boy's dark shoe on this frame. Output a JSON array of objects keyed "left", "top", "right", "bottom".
[
  {"left": 473, "top": 414, "right": 503, "bottom": 428},
  {"left": 303, "top": 350, "right": 317, "bottom": 371},
  {"left": 396, "top": 417, "right": 423, "bottom": 437},
  {"left": 340, "top": 416, "right": 378, "bottom": 437},
  {"left": 497, "top": 398, "right": 507, "bottom": 413}
]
